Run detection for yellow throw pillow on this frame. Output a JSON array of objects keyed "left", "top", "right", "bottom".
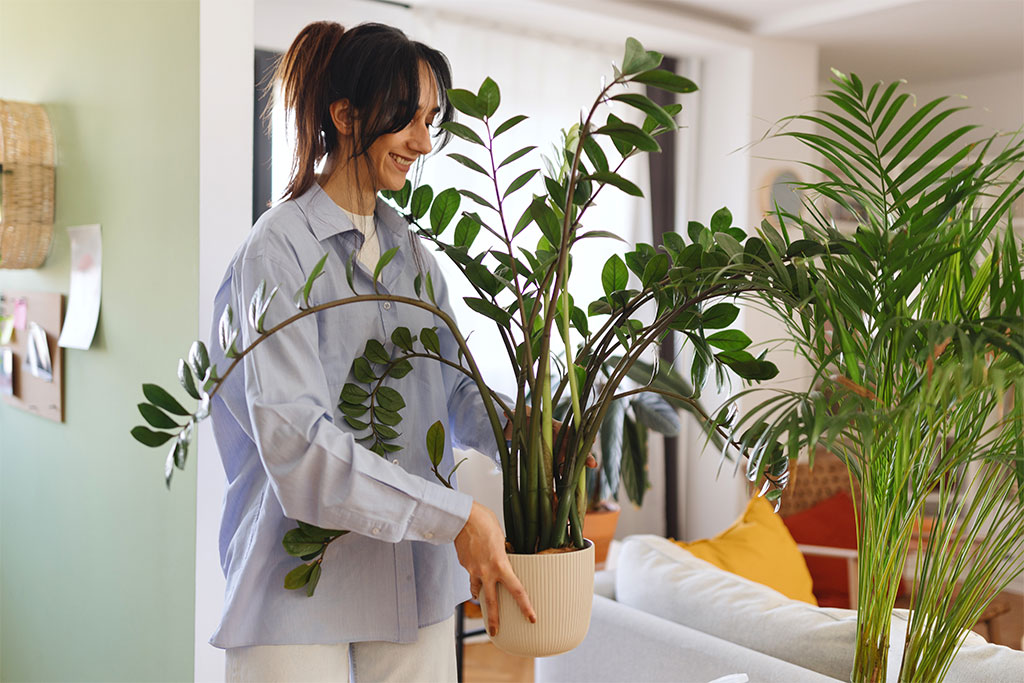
[{"left": 674, "top": 495, "right": 817, "bottom": 605}]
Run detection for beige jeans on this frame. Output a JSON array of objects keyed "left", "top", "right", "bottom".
[{"left": 225, "top": 615, "right": 457, "bottom": 683}]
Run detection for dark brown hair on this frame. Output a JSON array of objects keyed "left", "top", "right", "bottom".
[{"left": 272, "top": 21, "right": 454, "bottom": 200}]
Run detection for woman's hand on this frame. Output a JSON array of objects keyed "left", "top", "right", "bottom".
[
  {"left": 503, "top": 408, "right": 598, "bottom": 469},
  {"left": 454, "top": 501, "right": 536, "bottom": 636}
]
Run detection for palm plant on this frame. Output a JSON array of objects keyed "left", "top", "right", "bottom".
[
  {"left": 132, "top": 38, "right": 812, "bottom": 595},
  {"left": 727, "top": 71, "right": 1024, "bottom": 681}
]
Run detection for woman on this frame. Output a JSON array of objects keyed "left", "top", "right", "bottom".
[{"left": 208, "top": 21, "right": 534, "bottom": 682}]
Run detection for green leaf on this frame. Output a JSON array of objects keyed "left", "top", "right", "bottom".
[
  {"left": 530, "top": 199, "right": 562, "bottom": 246},
  {"left": 300, "top": 252, "right": 330, "bottom": 307},
  {"left": 138, "top": 402, "right": 179, "bottom": 430},
  {"left": 498, "top": 145, "right": 536, "bottom": 168},
  {"left": 410, "top": 186, "right": 434, "bottom": 220},
  {"left": 494, "top": 114, "right": 527, "bottom": 137},
  {"left": 595, "top": 120, "right": 660, "bottom": 153},
  {"left": 352, "top": 357, "right": 377, "bottom": 383},
  {"left": 339, "top": 401, "right": 368, "bottom": 418},
  {"left": 710, "top": 207, "right": 732, "bottom": 233},
  {"left": 425, "top": 272, "right": 436, "bottom": 305},
  {"left": 641, "top": 253, "right": 669, "bottom": 287},
  {"left": 341, "top": 383, "right": 369, "bottom": 404},
  {"left": 284, "top": 562, "right": 315, "bottom": 590},
  {"left": 393, "top": 181, "right": 412, "bottom": 208},
  {"left": 477, "top": 77, "right": 500, "bottom": 117},
  {"left": 582, "top": 134, "right": 609, "bottom": 174},
  {"left": 464, "top": 297, "right": 512, "bottom": 327},
  {"left": 363, "top": 339, "right": 390, "bottom": 365},
  {"left": 177, "top": 359, "right": 200, "bottom": 400},
  {"left": 446, "top": 88, "right": 485, "bottom": 119},
  {"left": 588, "top": 170, "right": 643, "bottom": 197},
  {"left": 376, "top": 386, "right": 406, "bottom": 411},
  {"left": 717, "top": 350, "right": 779, "bottom": 381},
  {"left": 306, "top": 562, "right": 322, "bottom": 597},
  {"left": 631, "top": 392, "right": 681, "bottom": 435},
  {"left": 621, "top": 37, "right": 663, "bottom": 75},
  {"left": 453, "top": 216, "right": 481, "bottom": 248},
  {"left": 373, "top": 423, "right": 400, "bottom": 440},
  {"left": 142, "top": 383, "right": 189, "bottom": 416},
  {"left": 188, "top": 341, "right": 210, "bottom": 381},
  {"left": 344, "top": 415, "right": 369, "bottom": 431},
  {"left": 631, "top": 69, "right": 698, "bottom": 94},
  {"left": 390, "top": 358, "right": 414, "bottom": 379},
  {"left": 458, "top": 189, "right": 496, "bottom": 211},
  {"left": 610, "top": 93, "right": 676, "bottom": 130},
  {"left": 448, "top": 152, "right": 488, "bottom": 176},
  {"left": 426, "top": 420, "right": 446, "bottom": 467},
  {"left": 706, "top": 329, "right": 752, "bottom": 352},
  {"left": 702, "top": 303, "right": 740, "bottom": 329},
  {"left": 131, "top": 425, "right": 176, "bottom": 448},
  {"left": 420, "top": 327, "right": 441, "bottom": 354},
  {"left": 373, "top": 406, "right": 403, "bottom": 426},
  {"left": 428, "top": 187, "right": 462, "bottom": 237},
  {"left": 503, "top": 168, "right": 538, "bottom": 198},
  {"left": 373, "top": 246, "right": 400, "bottom": 283},
  {"left": 391, "top": 327, "right": 415, "bottom": 352},
  {"left": 283, "top": 529, "right": 323, "bottom": 557},
  {"left": 345, "top": 252, "right": 356, "bottom": 291},
  {"left": 602, "top": 255, "right": 628, "bottom": 298},
  {"left": 440, "top": 121, "right": 484, "bottom": 146}
]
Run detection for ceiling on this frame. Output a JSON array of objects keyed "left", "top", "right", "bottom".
[{"left": 622, "top": 0, "right": 1024, "bottom": 84}]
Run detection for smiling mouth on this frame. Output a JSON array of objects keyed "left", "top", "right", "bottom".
[{"left": 389, "top": 153, "right": 415, "bottom": 171}]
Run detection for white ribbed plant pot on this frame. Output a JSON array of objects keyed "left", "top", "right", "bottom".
[{"left": 481, "top": 539, "right": 595, "bottom": 657}]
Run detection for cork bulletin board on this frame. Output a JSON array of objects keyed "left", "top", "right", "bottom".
[{"left": 0, "top": 290, "right": 64, "bottom": 422}]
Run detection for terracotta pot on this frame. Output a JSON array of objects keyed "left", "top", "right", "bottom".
[
  {"left": 582, "top": 503, "right": 621, "bottom": 567},
  {"left": 481, "top": 539, "right": 595, "bottom": 657}
]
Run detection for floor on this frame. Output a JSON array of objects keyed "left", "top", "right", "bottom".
[{"left": 462, "top": 593, "right": 1023, "bottom": 683}]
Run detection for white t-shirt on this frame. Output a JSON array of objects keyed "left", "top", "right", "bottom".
[{"left": 339, "top": 206, "right": 379, "bottom": 269}]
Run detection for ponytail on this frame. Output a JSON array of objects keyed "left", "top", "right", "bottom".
[
  {"left": 269, "top": 21, "right": 455, "bottom": 202},
  {"left": 272, "top": 21, "right": 346, "bottom": 201}
]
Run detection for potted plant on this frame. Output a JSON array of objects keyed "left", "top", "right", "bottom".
[
  {"left": 727, "top": 72, "right": 1024, "bottom": 681},
  {"left": 132, "top": 37, "right": 807, "bottom": 657}
]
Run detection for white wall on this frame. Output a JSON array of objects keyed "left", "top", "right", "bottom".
[{"left": 197, "top": 1, "right": 254, "bottom": 680}]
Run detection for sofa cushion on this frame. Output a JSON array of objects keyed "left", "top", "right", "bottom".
[
  {"left": 676, "top": 495, "right": 816, "bottom": 604},
  {"left": 618, "top": 534, "right": 864, "bottom": 680},
  {"left": 616, "top": 535, "right": 1015, "bottom": 681},
  {"left": 781, "top": 491, "right": 858, "bottom": 607}
]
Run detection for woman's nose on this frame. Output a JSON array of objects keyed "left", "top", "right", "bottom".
[{"left": 410, "top": 124, "right": 432, "bottom": 154}]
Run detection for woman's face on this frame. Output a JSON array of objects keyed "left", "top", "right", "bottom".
[{"left": 366, "top": 62, "right": 440, "bottom": 192}]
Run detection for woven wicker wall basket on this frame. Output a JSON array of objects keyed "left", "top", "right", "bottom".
[{"left": 0, "top": 100, "right": 55, "bottom": 269}]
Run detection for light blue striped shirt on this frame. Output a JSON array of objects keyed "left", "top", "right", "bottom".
[{"left": 208, "top": 183, "right": 500, "bottom": 648}]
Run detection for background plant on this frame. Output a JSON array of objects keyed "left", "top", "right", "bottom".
[
  {"left": 725, "top": 71, "right": 1024, "bottom": 682},
  {"left": 132, "top": 37, "right": 816, "bottom": 594}
]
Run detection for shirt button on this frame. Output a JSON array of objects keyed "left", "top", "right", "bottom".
[
  {"left": 371, "top": 527, "right": 381, "bottom": 535},
  {"left": 424, "top": 531, "right": 434, "bottom": 539},
  {"left": 392, "top": 459, "right": 399, "bottom": 464},
  {"left": 382, "top": 301, "right": 392, "bottom": 310}
]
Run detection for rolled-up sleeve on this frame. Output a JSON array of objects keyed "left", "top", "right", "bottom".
[{"left": 236, "top": 250, "right": 472, "bottom": 545}]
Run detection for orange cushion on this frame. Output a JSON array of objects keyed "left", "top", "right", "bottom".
[
  {"left": 781, "top": 491, "right": 857, "bottom": 608},
  {"left": 674, "top": 496, "right": 817, "bottom": 605}
]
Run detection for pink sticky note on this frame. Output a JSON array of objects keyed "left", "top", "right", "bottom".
[{"left": 13, "top": 299, "right": 27, "bottom": 331}]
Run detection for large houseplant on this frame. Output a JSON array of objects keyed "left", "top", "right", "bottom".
[
  {"left": 727, "top": 72, "right": 1024, "bottom": 681},
  {"left": 132, "top": 37, "right": 811, "bottom": 653}
]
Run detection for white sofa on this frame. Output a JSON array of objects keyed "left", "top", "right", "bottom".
[{"left": 534, "top": 535, "right": 1024, "bottom": 683}]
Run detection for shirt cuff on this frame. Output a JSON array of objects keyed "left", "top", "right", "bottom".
[{"left": 407, "top": 483, "right": 474, "bottom": 545}]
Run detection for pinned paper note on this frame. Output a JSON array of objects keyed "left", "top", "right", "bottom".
[
  {"left": 0, "top": 317, "right": 13, "bottom": 345},
  {"left": 25, "top": 321, "right": 53, "bottom": 382},
  {"left": 13, "top": 299, "right": 27, "bottom": 330},
  {"left": 59, "top": 224, "right": 102, "bottom": 350}
]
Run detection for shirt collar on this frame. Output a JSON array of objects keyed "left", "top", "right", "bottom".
[{"left": 294, "top": 183, "right": 408, "bottom": 242}]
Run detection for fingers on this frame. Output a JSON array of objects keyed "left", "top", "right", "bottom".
[
  {"left": 586, "top": 453, "right": 598, "bottom": 468},
  {"left": 501, "top": 571, "right": 536, "bottom": 624},
  {"left": 482, "top": 580, "right": 500, "bottom": 637}
]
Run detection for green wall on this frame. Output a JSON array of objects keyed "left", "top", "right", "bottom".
[{"left": 0, "top": 1, "right": 199, "bottom": 680}]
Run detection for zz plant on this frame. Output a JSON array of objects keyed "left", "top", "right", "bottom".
[{"left": 132, "top": 38, "right": 814, "bottom": 596}]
